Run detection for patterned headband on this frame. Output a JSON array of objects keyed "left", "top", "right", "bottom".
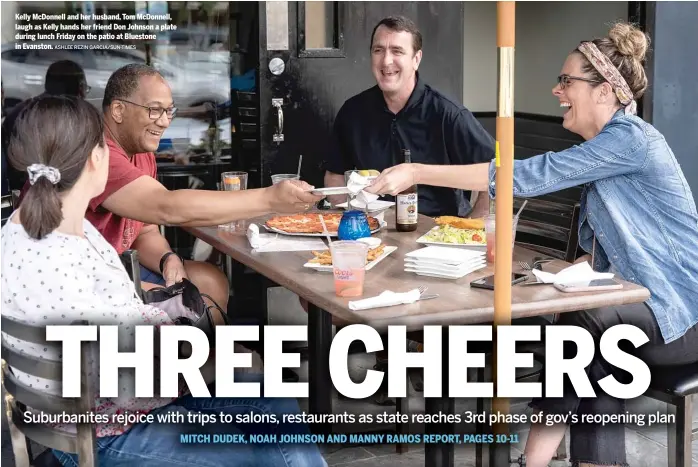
[{"left": 577, "top": 41, "right": 637, "bottom": 115}]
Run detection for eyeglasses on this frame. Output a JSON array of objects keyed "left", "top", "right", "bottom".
[
  {"left": 557, "top": 74, "right": 603, "bottom": 89},
  {"left": 118, "top": 99, "right": 177, "bottom": 120}
]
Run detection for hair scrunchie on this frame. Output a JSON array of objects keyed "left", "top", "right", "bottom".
[{"left": 27, "top": 164, "right": 61, "bottom": 186}]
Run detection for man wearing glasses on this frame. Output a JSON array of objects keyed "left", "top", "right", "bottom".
[{"left": 80, "top": 64, "right": 322, "bottom": 321}]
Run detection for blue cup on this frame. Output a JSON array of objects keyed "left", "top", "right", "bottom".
[{"left": 338, "top": 210, "right": 372, "bottom": 241}]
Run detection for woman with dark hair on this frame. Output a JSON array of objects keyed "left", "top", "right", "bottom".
[
  {"left": 366, "top": 22, "right": 698, "bottom": 467},
  {"left": 1, "top": 95, "right": 326, "bottom": 467}
]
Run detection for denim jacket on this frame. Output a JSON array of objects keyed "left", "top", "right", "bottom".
[{"left": 488, "top": 110, "right": 698, "bottom": 343}]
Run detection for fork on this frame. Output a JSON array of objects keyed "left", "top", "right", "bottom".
[
  {"left": 318, "top": 214, "right": 332, "bottom": 246},
  {"left": 416, "top": 285, "right": 439, "bottom": 301},
  {"left": 518, "top": 257, "right": 554, "bottom": 271}
]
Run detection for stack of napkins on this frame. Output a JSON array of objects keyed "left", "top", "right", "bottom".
[
  {"left": 404, "top": 246, "right": 487, "bottom": 279},
  {"left": 531, "top": 261, "right": 614, "bottom": 286},
  {"left": 346, "top": 172, "right": 379, "bottom": 206},
  {"left": 246, "top": 224, "right": 328, "bottom": 253}
]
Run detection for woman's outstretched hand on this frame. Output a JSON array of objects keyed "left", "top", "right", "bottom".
[{"left": 365, "top": 163, "right": 418, "bottom": 196}]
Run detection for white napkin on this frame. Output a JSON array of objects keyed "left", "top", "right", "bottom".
[
  {"left": 347, "top": 172, "right": 379, "bottom": 206},
  {"left": 246, "top": 224, "right": 328, "bottom": 253},
  {"left": 531, "top": 261, "right": 614, "bottom": 286},
  {"left": 348, "top": 289, "right": 421, "bottom": 311}
]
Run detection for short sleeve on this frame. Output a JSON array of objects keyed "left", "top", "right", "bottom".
[
  {"left": 447, "top": 109, "right": 495, "bottom": 166},
  {"left": 88, "top": 152, "right": 149, "bottom": 212}
]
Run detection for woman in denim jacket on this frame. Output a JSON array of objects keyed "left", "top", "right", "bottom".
[{"left": 367, "top": 22, "right": 698, "bottom": 467}]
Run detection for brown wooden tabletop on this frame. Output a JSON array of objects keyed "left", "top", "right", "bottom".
[{"left": 185, "top": 211, "right": 650, "bottom": 332}]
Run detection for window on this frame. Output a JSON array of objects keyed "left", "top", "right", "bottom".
[
  {"left": 26, "top": 50, "right": 86, "bottom": 67},
  {"left": 6, "top": 1, "right": 235, "bottom": 158},
  {"left": 298, "top": 2, "right": 344, "bottom": 58},
  {"left": 93, "top": 49, "right": 146, "bottom": 72},
  {"left": 2, "top": 50, "right": 29, "bottom": 63}
]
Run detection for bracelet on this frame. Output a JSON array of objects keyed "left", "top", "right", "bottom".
[{"left": 159, "top": 252, "right": 181, "bottom": 274}]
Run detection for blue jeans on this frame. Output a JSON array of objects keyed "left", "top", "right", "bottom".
[
  {"left": 54, "top": 380, "right": 327, "bottom": 467},
  {"left": 139, "top": 265, "right": 166, "bottom": 286}
]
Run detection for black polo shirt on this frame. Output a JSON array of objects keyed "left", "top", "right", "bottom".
[{"left": 324, "top": 73, "right": 495, "bottom": 217}]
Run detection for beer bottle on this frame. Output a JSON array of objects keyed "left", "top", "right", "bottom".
[{"left": 395, "top": 149, "right": 418, "bottom": 232}]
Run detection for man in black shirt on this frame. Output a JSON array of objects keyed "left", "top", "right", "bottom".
[
  {"left": 320, "top": 16, "right": 495, "bottom": 405},
  {"left": 323, "top": 16, "right": 494, "bottom": 218}
]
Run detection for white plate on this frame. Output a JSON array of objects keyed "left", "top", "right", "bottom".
[
  {"left": 404, "top": 263, "right": 487, "bottom": 280},
  {"left": 349, "top": 199, "right": 394, "bottom": 210},
  {"left": 264, "top": 221, "right": 386, "bottom": 237},
  {"left": 335, "top": 200, "right": 394, "bottom": 212},
  {"left": 304, "top": 246, "right": 398, "bottom": 272},
  {"left": 404, "top": 261, "right": 486, "bottom": 276},
  {"left": 334, "top": 203, "right": 389, "bottom": 223},
  {"left": 307, "top": 187, "right": 353, "bottom": 196},
  {"left": 404, "top": 257, "right": 486, "bottom": 272},
  {"left": 357, "top": 237, "right": 382, "bottom": 248},
  {"left": 405, "top": 245, "right": 485, "bottom": 263},
  {"left": 416, "top": 226, "right": 487, "bottom": 248}
]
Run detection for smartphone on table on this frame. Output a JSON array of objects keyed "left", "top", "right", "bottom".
[
  {"left": 553, "top": 279, "right": 622, "bottom": 293},
  {"left": 470, "top": 273, "right": 528, "bottom": 290}
]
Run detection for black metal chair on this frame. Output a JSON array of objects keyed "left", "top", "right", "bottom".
[
  {"left": 647, "top": 365, "right": 698, "bottom": 467},
  {"left": 514, "top": 196, "right": 582, "bottom": 263},
  {"left": 119, "top": 249, "right": 143, "bottom": 299},
  {"left": 1, "top": 317, "right": 98, "bottom": 467}
]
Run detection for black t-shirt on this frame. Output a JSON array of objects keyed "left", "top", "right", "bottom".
[{"left": 324, "top": 74, "right": 495, "bottom": 217}]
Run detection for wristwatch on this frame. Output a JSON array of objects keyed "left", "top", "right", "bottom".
[{"left": 159, "top": 251, "right": 182, "bottom": 274}]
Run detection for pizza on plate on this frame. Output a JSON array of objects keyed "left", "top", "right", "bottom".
[{"left": 265, "top": 213, "right": 380, "bottom": 234}]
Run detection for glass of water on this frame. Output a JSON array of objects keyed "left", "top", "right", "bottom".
[
  {"left": 271, "top": 173, "right": 300, "bottom": 185},
  {"left": 220, "top": 171, "right": 248, "bottom": 231},
  {"left": 221, "top": 171, "right": 248, "bottom": 191}
]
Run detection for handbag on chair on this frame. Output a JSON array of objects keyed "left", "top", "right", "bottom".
[
  {"left": 142, "top": 278, "right": 227, "bottom": 347},
  {"left": 142, "top": 279, "right": 264, "bottom": 373}
]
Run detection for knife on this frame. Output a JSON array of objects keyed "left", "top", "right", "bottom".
[
  {"left": 418, "top": 294, "right": 439, "bottom": 301},
  {"left": 520, "top": 279, "right": 549, "bottom": 287}
]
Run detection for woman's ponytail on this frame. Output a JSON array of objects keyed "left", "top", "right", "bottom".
[
  {"left": 19, "top": 176, "right": 63, "bottom": 239},
  {"left": 7, "top": 95, "right": 104, "bottom": 239}
]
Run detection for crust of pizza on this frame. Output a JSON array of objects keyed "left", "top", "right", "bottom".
[
  {"left": 265, "top": 213, "right": 380, "bottom": 234},
  {"left": 434, "top": 216, "right": 485, "bottom": 230}
]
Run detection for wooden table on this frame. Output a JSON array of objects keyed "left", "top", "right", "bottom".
[{"left": 185, "top": 211, "right": 650, "bottom": 467}]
